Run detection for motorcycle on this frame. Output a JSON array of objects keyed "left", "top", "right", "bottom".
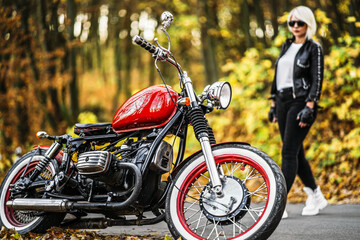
[{"left": 0, "top": 11, "right": 286, "bottom": 240}]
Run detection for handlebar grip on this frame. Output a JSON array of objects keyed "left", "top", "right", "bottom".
[{"left": 132, "top": 35, "right": 158, "bottom": 54}]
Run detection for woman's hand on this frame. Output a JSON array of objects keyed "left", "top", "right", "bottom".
[
  {"left": 297, "top": 103, "right": 314, "bottom": 127},
  {"left": 268, "top": 105, "right": 277, "bottom": 123}
]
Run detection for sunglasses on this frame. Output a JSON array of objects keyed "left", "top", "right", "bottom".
[{"left": 288, "top": 20, "right": 306, "bottom": 27}]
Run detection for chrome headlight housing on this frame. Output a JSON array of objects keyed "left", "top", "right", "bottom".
[{"left": 203, "top": 81, "right": 232, "bottom": 109}]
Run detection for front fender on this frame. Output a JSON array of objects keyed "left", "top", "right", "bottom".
[{"left": 169, "top": 141, "right": 250, "bottom": 181}]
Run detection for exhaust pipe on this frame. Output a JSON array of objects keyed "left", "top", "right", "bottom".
[
  {"left": 6, "top": 162, "right": 142, "bottom": 213},
  {"left": 6, "top": 198, "right": 71, "bottom": 212}
]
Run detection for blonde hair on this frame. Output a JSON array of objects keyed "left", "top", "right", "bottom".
[{"left": 287, "top": 6, "right": 317, "bottom": 39}]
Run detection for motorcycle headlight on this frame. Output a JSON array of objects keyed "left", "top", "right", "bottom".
[{"left": 206, "top": 81, "right": 232, "bottom": 109}]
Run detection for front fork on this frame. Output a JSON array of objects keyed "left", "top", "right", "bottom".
[
  {"left": 182, "top": 71, "right": 223, "bottom": 194},
  {"left": 199, "top": 136, "right": 223, "bottom": 194}
]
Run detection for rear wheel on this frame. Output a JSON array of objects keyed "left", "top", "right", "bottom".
[
  {"left": 0, "top": 151, "right": 65, "bottom": 234},
  {"left": 166, "top": 143, "right": 286, "bottom": 240}
]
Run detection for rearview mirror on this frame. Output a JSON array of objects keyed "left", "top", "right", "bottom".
[{"left": 161, "top": 11, "right": 173, "bottom": 29}]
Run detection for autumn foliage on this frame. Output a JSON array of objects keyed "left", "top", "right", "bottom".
[{"left": 0, "top": 0, "right": 359, "bottom": 207}]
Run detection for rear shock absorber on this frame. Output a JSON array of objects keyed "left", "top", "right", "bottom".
[{"left": 29, "top": 142, "right": 62, "bottom": 181}]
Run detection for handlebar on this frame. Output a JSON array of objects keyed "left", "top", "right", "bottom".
[
  {"left": 132, "top": 35, "right": 183, "bottom": 74},
  {"left": 132, "top": 35, "right": 158, "bottom": 54}
]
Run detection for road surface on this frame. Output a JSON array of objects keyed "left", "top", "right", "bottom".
[{"left": 98, "top": 203, "right": 360, "bottom": 239}]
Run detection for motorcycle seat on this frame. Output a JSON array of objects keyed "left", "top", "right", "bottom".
[{"left": 74, "top": 123, "right": 114, "bottom": 136}]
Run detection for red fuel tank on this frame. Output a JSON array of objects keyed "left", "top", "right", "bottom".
[{"left": 112, "top": 85, "right": 178, "bottom": 133}]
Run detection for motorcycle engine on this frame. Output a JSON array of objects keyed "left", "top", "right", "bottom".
[
  {"left": 77, "top": 151, "right": 112, "bottom": 176},
  {"left": 76, "top": 140, "right": 172, "bottom": 188},
  {"left": 77, "top": 150, "right": 124, "bottom": 188}
]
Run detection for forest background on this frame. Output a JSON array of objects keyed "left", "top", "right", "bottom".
[{"left": 0, "top": 0, "right": 359, "bottom": 204}]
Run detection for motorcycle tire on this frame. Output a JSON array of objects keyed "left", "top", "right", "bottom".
[
  {"left": 0, "top": 150, "right": 66, "bottom": 234},
  {"left": 165, "top": 143, "right": 286, "bottom": 240}
]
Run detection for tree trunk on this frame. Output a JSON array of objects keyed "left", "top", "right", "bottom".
[
  {"left": 254, "top": 0, "right": 268, "bottom": 47},
  {"left": 269, "top": 0, "right": 279, "bottom": 38},
  {"left": 41, "top": 0, "right": 67, "bottom": 127},
  {"left": 123, "top": 0, "right": 134, "bottom": 99},
  {"left": 67, "top": 0, "right": 79, "bottom": 123},
  {"left": 0, "top": 3, "right": 20, "bottom": 157},
  {"left": 240, "top": 0, "right": 253, "bottom": 48},
  {"left": 314, "top": 0, "right": 322, "bottom": 9},
  {"left": 349, "top": 1, "right": 360, "bottom": 37},
  {"left": 112, "top": 0, "right": 123, "bottom": 112},
  {"left": 351, "top": 0, "right": 360, "bottom": 20},
  {"left": 323, "top": 1, "right": 340, "bottom": 43},
  {"left": 331, "top": 0, "right": 344, "bottom": 34},
  {"left": 283, "top": 0, "right": 290, "bottom": 11},
  {"left": 199, "top": 0, "right": 219, "bottom": 85},
  {"left": 90, "top": 0, "right": 102, "bottom": 70}
]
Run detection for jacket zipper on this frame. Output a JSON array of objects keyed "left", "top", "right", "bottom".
[
  {"left": 292, "top": 42, "right": 306, "bottom": 99},
  {"left": 302, "top": 78, "right": 309, "bottom": 89}
]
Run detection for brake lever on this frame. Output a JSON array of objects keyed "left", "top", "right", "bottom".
[{"left": 154, "top": 38, "right": 170, "bottom": 54}]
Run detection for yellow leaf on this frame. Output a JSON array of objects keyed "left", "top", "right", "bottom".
[
  {"left": 220, "top": 29, "right": 231, "bottom": 38},
  {"left": 261, "top": 59, "right": 272, "bottom": 69},
  {"left": 274, "top": 35, "right": 286, "bottom": 47},
  {"left": 347, "top": 16, "right": 356, "bottom": 23},
  {"left": 199, "top": 16, "right": 206, "bottom": 24},
  {"left": 277, "top": 12, "right": 288, "bottom": 24},
  {"left": 78, "top": 111, "right": 98, "bottom": 123}
]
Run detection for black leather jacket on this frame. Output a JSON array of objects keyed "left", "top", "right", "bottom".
[{"left": 270, "top": 37, "right": 324, "bottom": 102}]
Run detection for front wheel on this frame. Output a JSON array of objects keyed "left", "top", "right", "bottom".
[
  {"left": 165, "top": 143, "right": 286, "bottom": 240},
  {"left": 0, "top": 150, "right": 65, "bottom": 234}
]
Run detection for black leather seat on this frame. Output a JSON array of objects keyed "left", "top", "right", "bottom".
[{"left": 74, "top": 123, "right": 114, "bottom": 136}]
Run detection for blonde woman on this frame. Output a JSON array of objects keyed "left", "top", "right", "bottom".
[{"left": 268, "top": 6, "right": 328, "bottom": 218}]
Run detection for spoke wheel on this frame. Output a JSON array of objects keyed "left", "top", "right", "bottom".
[
  {"left": 166, "top": 144, "right": 286, "bottom": 240},
  {"left": 0, "top": 151, "right": 65, "bottom": 234}
]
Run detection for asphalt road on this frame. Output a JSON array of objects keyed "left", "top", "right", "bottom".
[
  {"left": 98, "top": 203, "right": 360, "bottom": 239},
  {"left": 269, "top": 203, "right": 360, "bottom": 240}
]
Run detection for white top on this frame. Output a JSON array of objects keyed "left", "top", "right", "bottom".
[{"left": 276, "top": 43, "right": 303, "bottom": 90}]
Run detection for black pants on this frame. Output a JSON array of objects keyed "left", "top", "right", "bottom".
[{"left": 276, "top": 96, "right": 317, "bottom": 194}]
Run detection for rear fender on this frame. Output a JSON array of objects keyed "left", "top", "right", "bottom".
[{"left": 169, "top": 141, "right": 250, "bottom": 181}]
